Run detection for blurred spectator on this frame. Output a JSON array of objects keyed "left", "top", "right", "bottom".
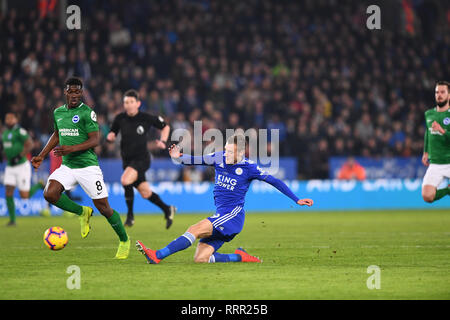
[
  {"left": 0, "top": 0, "right": 449, "bottom": 180},
  {"left": 354, "top": 113, "right": 374, "bottom": 143},
  {"left": 337, "top": 157, "right": 366, "bottom": 181},
  {"left": 310, "top": 139, "right": 330, "bottom": 179}
]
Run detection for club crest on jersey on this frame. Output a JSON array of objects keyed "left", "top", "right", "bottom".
[
  {"left": 91, "top": 111, "right": 97, "bottom": 122},
  {"left": 72, "top": 115, "right": 80, "bottom": 123},
  {"left": 444, "top": 118, "right": 450, "bottom": 126},
  {"left": 235, "top": 168, "right": 243, "bottom": 175},
  {"left": 136, "top": 125, "right": 144, "bottom": 135}
]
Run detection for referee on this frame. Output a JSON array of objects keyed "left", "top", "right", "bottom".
[{"left": 107, "top": 89, "right": 176, "bottom": 228}]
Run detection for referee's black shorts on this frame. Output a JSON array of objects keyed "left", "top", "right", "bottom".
[{"left": 122, "top": 157, "right": 150, "bottom": 188}]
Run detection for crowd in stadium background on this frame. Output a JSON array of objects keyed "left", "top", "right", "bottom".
[{"left": 0, "top": 0, "right": 449, "bottom": 180}]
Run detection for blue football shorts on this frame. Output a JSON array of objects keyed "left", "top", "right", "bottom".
[{"left": 199, "top": 205, "right": 245, "bottom": 252}]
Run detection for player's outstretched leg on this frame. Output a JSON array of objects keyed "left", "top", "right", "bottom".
[
  {"left": 44, "top": 181, "right": 92, "bottom": 237},
  {"left": 206, "top": 248, "right": 261, "bottom": 263},
  {"left": 136, "top": 240, "right": 161, "bottom": 264},
  {"left": 136, "top": 219, "right": 212, "bottom": 264},
  {"left": 136, "top": 231, "right": 195, "bottom": 264},
  {"left": 234, "top": 248, "right": 262, "bottom": 263}
]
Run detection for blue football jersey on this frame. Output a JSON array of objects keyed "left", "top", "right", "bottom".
[
  {"left": 212, "top": 153, "right": 268, "bottom": 211},
  {"left": 179, "top": 152, "right": 298, "bottom": 212}
]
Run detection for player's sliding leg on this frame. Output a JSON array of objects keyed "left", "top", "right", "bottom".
[
  {"left": 137, "top": 182, "right": 176, "bottom": 229},
  {"left": 197, "top": 240, "right": 261, "bottom": 264},
  {"left": 92, "top": 198, "right": 130, "bottom": 259},
  {"left": 136, "top": 231, "right": 196, "bottom": 264},
  {"left": 208, "top": 252, "right": 242, "bottom": 263},
  {"left": 206, "top": 249, "right": 261, "bottom": 263},
  {"left": 136, "top": 219, "right": 212, "bottom": 264},
  {"left": 136, "top": 240, "right": 160, "bottom": 264},
  {"left": 5, "top": 185, "right": 16, "bottom": 226},
  {"left": 233, "top": 248, "right": 261, "bottom": 263}
]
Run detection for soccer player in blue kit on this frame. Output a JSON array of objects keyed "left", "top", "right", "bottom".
[{"left": 136, "top": 134, "right": 313, "bottom": 263}]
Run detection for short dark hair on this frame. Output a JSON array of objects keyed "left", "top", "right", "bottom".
[
  {"left": 124, "top": 89, "right": 139, "bottom": 101},
  {"left": 5, "top": 110, "right": 19, "bottom": 118},
  {"left": 436, "top": 81, "right": 450, "bottom": 90},
  {"left": 65, "top": 77, "right": 83, "bottom": 89},
  {"left": 4, "top": 110, "right": 20, "bottom": 122},
  {"left": 226, "top": 133, "right": 247, "bottom": 153}
]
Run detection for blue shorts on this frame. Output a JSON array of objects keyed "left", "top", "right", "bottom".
[{"left": 199, "top": 206, "right": 245, "bottom": 252}]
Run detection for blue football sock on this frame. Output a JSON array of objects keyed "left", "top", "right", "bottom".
[
  {"left": 156, "top": 232, "right": 196, "bottom": 260},
  {"left": 209, "top": 252, "right": 242, "bottom": 263}
]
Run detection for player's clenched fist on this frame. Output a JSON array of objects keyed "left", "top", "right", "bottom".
[
  {"left": 106, "top": 132, "right": 116, "bottom": 142},
  {"left": 297, "top": 199, "right": 314, "bottom": 207},
  {"left": 168, "top": 144, "right": 182, "bottom": 158},
  {"left": 31, "top": 155, "right": 44, "bottom": 170},
  {"left": 422, "top": 152, "right": 429, "bottom": 167}
]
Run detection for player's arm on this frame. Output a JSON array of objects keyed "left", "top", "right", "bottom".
[
  {"left": 12, "top": 136, "right": 34, "bottom": 165},
  {"left": 155, "top": 124, "right": 170, "bottom": 149},
  {"left": 263, "top": 175, "right": 313, "bottom": 206},
  {"left": 53, "top": 131, "right": 99, "bottom": 157},
  {"left": 106, "top": 131, "right": 116, "bottom": 142},
  {"left": 31, "top": 131, "right": 59, "bottom": 169},
  {"left": 21, "top": 137, "right": 33, "bottom": 157},
  {"left": 251, "top": 167, "right": 313, "bottom": 207},
  {"left": 422, "top": 127, "right": 429, "bottom": 166},
  {"left": 106, "top": 114, "right": 120, "bottom": 142},
  {"left": 8, "top": 128, "right": 31, "bottom": 165},
  {"left": 168, "top": 144, "right": 219, "bottom": 166},
  {"left": 431, "top": 121, "right": 450, "bottom": 139},
  {"left": 149, "top": 114, "right": 170, "bottom": 149}
]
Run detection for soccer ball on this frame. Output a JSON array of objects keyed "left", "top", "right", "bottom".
[{"left": 43, "top": 227, "right": 68, "bottom": 250}]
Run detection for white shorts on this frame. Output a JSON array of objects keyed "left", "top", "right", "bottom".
[
  {"left": 3, "top": 161, "right": 32, "bottom": 191},
  {"left": 47, "top": 165, "right": 108, "bottom": 199},
  {"left": 422, "top": 163, "right": 450, "bottom": 188}
]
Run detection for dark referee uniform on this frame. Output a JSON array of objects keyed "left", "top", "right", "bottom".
[
  {"left": 110, "top": 111, "right": 175, "bottom": 228},
  {"left": 110, "top": 112, "right": 167, "bottom": 187}
]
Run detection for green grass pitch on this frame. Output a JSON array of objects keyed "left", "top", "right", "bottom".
[{"left": 0, "top": 210, "right": 449, "bottom": 300}]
